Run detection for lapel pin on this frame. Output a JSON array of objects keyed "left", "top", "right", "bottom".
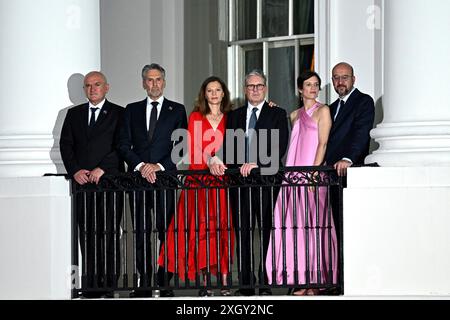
[
  {"left": 169, "top": 106, "right": 173, "bottom": 111},
  {"left": 103, "top": 110, "right": 108, "bottom": 115}
]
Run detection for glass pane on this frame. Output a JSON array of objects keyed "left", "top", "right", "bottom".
[
  {"left": 268, "top": 46, "right": 297, "bottom": 113},
  {"left": 236, "top": 0, "right": 257, "bottom": 40},
  {"left": 294, "top": 0, "right": 314, "bottom": 34},
  {"left": 262, "top": 0, "right": 289, "bottom": 38},
  {"left": 245, "top": 47, "right": 263, "bottom": 75},
  {"left": 299, "top": 44, "right": 314, "bottom": 74}
]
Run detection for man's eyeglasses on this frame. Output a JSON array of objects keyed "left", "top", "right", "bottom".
[
  {"left": 332, "top": 75, "right": 352, "bottom": 82},
  {"left": 246, "top": 84, "right": 266, "bottom": 91}
]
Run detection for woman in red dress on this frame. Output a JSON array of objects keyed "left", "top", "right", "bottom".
[{"left": 158, "top": 76, "right": 234, "bottom": 296}]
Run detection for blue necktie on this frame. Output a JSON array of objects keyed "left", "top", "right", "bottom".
[
  {"left": 246, "top": 107, "right": 258, "bottom": 162},
  {"left": 148, "top": 101, "right": 158, "bottom": 141},
  {"left": 89, "top": 107, "right": 98, "bottom": 128}
]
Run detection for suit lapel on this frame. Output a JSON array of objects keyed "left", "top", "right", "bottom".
[
  {"left": 157, "top": 99, "right": 170, "bottom": 123},
  {"left": 332, "top": 89, "right": 360, "bottom": 127},
  {"left": 93, "top": 100, "right": 111, "bottom": 128},
  {"left": 255, "top": 102, "right": 270, "bottom": 130},
  {"left": 330, "top": 99, "right": 339, "bottom": 121},
  {"left": 86, "top": 100, "right": 114, "bottom": 137},
  {"left": 134, "top": 99, "right": 148, "bottom": 140}
]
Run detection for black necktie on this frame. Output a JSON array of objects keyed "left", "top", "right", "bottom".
[
  {"left": 246, "top": 107, "right": 258, "bottom": 162},
  {"left": 148, "top": 101, "right": 158, "bottom": 141},
  {"left": 89, "top": 107, "right": 98, "bottom": 127}
]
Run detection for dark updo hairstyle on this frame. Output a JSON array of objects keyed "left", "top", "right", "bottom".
[
  {"left": 297, "top": 70, "right": 322, "bottom": 108},
  {"left": 193, "top": 76, "right": 233, "bottom": 116}
]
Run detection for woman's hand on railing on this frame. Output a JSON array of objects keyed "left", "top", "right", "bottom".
[
  {"left": 308, "top": 171, "right": 319, "bottom": 192},
  {"left": 74, "top": 169, "right": 90, "bottom": 185},
  {"left": 240, "top": 163, "right": 258, "bottom": 177}
]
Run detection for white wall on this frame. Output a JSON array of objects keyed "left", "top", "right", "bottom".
[
  {"left": 100, "top": 0, "right": 185, "bottom": 107},
  {"left": 345, "top": 167, "right": 450, "bottom": 295},
  {"left": 183, "top": 0, "right": 228, "bottom": 113},
  {"left": 328, "top": 0, "right": 383, "bottom": 154}
]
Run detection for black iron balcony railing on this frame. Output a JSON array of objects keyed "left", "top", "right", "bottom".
[{"left": 70, "top": 166, "right": 343, "bottom": 298}]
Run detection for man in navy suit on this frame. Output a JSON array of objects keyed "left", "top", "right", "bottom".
[
  {"left": 211, "top": 70, "right": 289, "bottom": 296},
  {"left": 60, "top": 71, "right": 124, "bottom": 298},
  {"left": 119, "top": 64, "right": 187, "bottom": 297},
  {"left": 326, "top": 62, "right": 375, "bottom": 175},
  {"left": 325, "top": 62, "right": 375, "bottom": 276}
]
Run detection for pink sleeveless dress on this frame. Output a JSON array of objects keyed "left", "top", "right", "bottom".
[{"left": 266, "top": 103, "right": 338, "bottom": 285}]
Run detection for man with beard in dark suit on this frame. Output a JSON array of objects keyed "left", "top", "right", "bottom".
[
  {"left": 60, "top": 71, "right": 124, "bottom": 298},
  {"left": 119, "top": 63, "right": 187, "bottom": 297}
]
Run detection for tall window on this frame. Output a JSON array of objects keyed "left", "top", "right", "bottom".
[{"left": 228, "top": 0, "right": 315, "bottom": 112}]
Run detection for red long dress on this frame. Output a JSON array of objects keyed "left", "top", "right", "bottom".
[{"left": 158, "top": 111, "right": 234, "bottom": 281}]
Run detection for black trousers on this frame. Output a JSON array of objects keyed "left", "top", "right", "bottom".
[
  {"left": 76, "top": 191, "right": 123, "bottom": 289},
  {"left": 230, "top": 183, "right": 280, "bottom": 289},
  {"left": 129, "top": 189, "right": 175, "bottom": 288}
]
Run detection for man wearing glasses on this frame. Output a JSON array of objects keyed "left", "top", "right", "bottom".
[{"left": 220, "top": 69, "right": 289, "bottom": 296}]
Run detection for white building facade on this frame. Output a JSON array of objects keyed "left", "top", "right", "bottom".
[{"left": 1, "top": 0, "right": 450, "bottom": 299}]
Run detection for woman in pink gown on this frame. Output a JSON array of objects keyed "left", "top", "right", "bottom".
[{"left": 265, "top": 71, "right": 338, "bottom": 295}]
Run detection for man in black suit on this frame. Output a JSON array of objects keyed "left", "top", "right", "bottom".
[
  {"left": 326, "top": 62, "right": 375, "bottom": 268},
  {"left": 60, "top": 71, "right": 124, "bottom": 298},
  {"left": 119, "top": 63, "right": 187, "bottom": 297},
  {"left": 211, "top": 70, "right": 288, "bottom": 296}
]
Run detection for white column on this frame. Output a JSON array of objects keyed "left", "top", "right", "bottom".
[
  {"left": 366, "top": 0, "right": 450, "bottom": 166},
  {"left": 0, "top": 0, "right": 100, "bottom": 177}
]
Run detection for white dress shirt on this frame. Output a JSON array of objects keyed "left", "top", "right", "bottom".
[
  {"left": 334, "top": 87, "right": 356, "bottom": 121},
  {"left": 246, "top": 101, "right": 264, "bottom": 133},
  {"left": 146, "top": 96, "right": 165, "bottom": 131}
]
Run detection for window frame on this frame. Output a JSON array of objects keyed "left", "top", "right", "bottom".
[{"left": 227, "top": 0, "right": 330, "bottom": 107}]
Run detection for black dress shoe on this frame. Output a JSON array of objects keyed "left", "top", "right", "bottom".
[
  {"left": 234, "top": 289, "right": 255, "bottom": 296},
  {"left": 259, "top": 289, "right": 272, "bottom": 296},
  {"left": 130, "top": 290, "right": 152, "bottom": 298},
  {"left": 323, "top": 286, "right": 341, "bottom": 296},
  {"left": 160, "top": 289, "right": 175, "bottom": 297}
]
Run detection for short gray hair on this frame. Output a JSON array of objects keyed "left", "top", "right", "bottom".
[
  {"left": 245, "top": 69, "right": 267, "bottom": 86},
  {"left": 141, "top": 63, "right": 166, "bottom": 81}
]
